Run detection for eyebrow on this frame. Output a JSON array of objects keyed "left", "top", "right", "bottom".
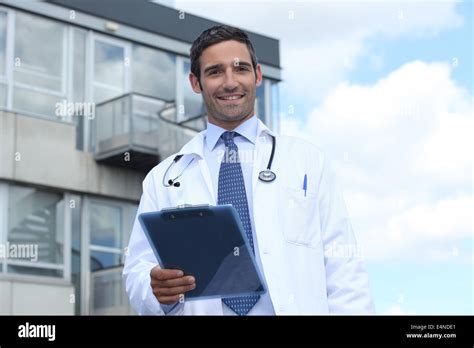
[{"left": 203, "top": 61, "right": 252, "bottom": 74}]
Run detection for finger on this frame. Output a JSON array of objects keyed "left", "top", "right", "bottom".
[
  {"left": 156, "top": 284, "right": 196, "bottom": 296},
  {"left": 153, "top": 276, "right": 195, "bottom": 288},
  {"left": 151, "top": 267, "right": 184, "bottom": 281},
  {"left": 158, "top": 294, "right": 184, "bottom": 305}
]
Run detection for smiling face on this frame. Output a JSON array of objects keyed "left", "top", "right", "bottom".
[{"left": 189, "top": 40, "right": 262, "bottom": 130}]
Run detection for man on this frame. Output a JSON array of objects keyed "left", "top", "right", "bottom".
[{"left": 123, "top": 25, "right": 374, "bottom": 315}]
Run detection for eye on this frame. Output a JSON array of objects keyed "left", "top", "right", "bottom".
[
  {"left": 236, "top": 66, "right": 249, "bottom": 72},
  {"left": 208, "top": 70, "right": 220, "bottom": 76}
]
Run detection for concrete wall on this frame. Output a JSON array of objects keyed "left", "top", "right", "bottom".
[
  {"left": 0, "top": 111, "right": 144, "bottom": 201},
  {"left": 0, "top": 279, "right": 74, "bottom": 315}
]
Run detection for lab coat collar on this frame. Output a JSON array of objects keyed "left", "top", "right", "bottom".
[{"left": 176, "top": 118, "right": 274, "bottom": 159}]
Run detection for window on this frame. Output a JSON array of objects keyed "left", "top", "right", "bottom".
[
  {"left": 256, "top": 79, "right": 266, "bottom": 123},
  {"left": 0, "top": 10, "right": 7, "bottom": 108},
  {"left": 90, "top": 202, "right": 121, "bottom": 249},
  {"left": 13, "top": 12, "right": 67, "bottom": 117},
  {"left": 271, "top": 79, "right": 280, "bottom": 132},
  {"left": 182, "top": 60, "right": 204, "bottom": 120},
  {"left": 70, "top": 194, "right": 82, "bottom": 315},
  {"left": 6, "top": 185, "right": 66, "bottom": 277},
  {"left": 256, "top": 78, "right": 280, "bottom": 131},
  {"left": 93, "top": 37, "right": 127, "bottom": 103},
  {"left": 0, "top": 11, "right": 5, "bottom": 76},
  {"left": 73, "top": 28, "right": 87, "bottom": 150},
  {"left": 132, "top": 44, "right": 175, "bottom": 100},
  {"left": 73, "top": 28, "right": 86, "bottom": 103},
  {"left": 86, "top": 198, "right": 136, "bottom": 314}
]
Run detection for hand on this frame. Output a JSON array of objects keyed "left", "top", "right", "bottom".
[{"left": 150, "top": 266, "right": 196, "bottom": 305}]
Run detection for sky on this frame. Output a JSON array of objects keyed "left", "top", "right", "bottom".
[{"left": 165, "top": 0, "right": 473, "bottom": 314}]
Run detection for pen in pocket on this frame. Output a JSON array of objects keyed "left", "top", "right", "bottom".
[{"left": 303, "top": 174, "right": 307, "bottom": 197}]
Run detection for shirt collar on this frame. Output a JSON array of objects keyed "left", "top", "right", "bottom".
[{"left": 205, "top": 115, "right": 258, "bottom": 151}]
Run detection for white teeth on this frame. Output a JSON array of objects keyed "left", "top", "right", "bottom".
[{"left": 219, "top": 95, "right": 242, "bottom": 100}]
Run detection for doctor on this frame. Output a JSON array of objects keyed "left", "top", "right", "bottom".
[{"left": 123, "top": 25, "right": 374, "bottom": 315}]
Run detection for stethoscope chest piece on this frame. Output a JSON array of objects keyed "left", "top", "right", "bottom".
[{"left": 259, "top": 169, "right": 276, "bottom": 182}]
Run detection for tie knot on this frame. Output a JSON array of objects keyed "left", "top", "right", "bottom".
[{"left": 221, "top": 131, "right": 237, "bottom": 144}]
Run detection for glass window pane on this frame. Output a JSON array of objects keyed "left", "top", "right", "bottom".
[
  {"left": 122, "top": 203, "right": 138, "bottom": 249},
  {"left": 71, "top": 196, "right": 82, "bottom": 251},
  {"left": 94, "top": 40, "right": 124, "bottom": 88},
  {"left": 14, "top": 70, "right": 62, "bottom": 91},
  {"left": 91, "top": 267, "right": 128, "bottom": 314},
  {"left": 0, "top": 83, "right": 6, "bottom": 108},
  {"left": 73, "top": 28, "right": 86, "bottom": 103},
  {"left": 0, "top": 11, "right": 6, "bottom": 76},
  {"left": 70, "top": 195, "right": 82, "bottom": 315},
  {"left": 271, "top": 80, "right": 280, "bottom": 132},
  {"left": 90, "top": 250, "right": 121, "bottom": 272},
  {"left": 90, "top": 202, "right": 121, "bottom": 248},
  {"left": 256, "top": 80, "right": 266, "bottom": 123},
  {"left": 132, "top": 45, "right": 175, "bottom": 100},
  {"left": 14, "top": 12, "right": 64, "bottom": 92},
  {"left": 7, "top": 185, "right": 64, "bottom": 265},
  {"left": 13, "top": 86, "right": 65, "bottom": 118},
  {"left": 183, "top": 61, "right": 203, "bottom": 120}
]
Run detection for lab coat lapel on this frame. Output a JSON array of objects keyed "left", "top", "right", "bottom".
[
  {"left": 251, "top": 121, "right": 285, "bottom": 314},
  {"left": 176, "top": 131, "right": 216, "bottom": 205}
]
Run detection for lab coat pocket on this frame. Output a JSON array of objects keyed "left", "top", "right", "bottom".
[{"left": 280, "top": 187, "right": 321, "bottom": 248}]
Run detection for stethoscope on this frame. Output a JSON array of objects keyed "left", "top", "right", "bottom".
[{"left": 163, "top": 134, "right": 277, "bottom": 187}]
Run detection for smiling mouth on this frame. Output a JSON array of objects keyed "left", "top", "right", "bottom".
[{"left": 216, "top": 94, "right": 245, "bottom": 101}]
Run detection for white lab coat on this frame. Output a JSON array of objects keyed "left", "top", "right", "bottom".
[{"left": 123, "top": 119, "right": 374, "bottom": 315}]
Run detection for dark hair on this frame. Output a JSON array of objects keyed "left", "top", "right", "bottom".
[{"left": 190, "top": 25, "right": 258, "bottom": 85}]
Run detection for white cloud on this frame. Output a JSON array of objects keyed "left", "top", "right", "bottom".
[
  {"left": 303, "top": 61, "right": 472, "bottom": 190},
  {"left": 360, "top": 195, "right": 473, "bottom": 261},
  {"left": 282, "top": 61, "right": 472, "bottom": 262},
  {"left": 174, "top": 0, "right": 462, "bottom": 41}
]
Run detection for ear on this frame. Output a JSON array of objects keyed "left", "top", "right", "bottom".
[
  {"left": 189, "top": 73, "right": 202, "bottom": 94},
  {"left": 255, "top": 64, "right": 263, "bottom": 87}
]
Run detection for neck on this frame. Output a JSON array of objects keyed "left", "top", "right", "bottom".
[{"left": 208, "top": 112, "right": 254, "bottom": 131}]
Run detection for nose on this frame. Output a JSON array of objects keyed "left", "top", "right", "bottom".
[{"left": 222, "top": 69, "right": 238, "bottom": 90}]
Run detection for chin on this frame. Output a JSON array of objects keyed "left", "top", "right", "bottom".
[
  {"left": 214, "top": 108, "right": 243, "bottom": 120},
  {"left": 220, "top": 112, "right": 248, "bottom": 121}
]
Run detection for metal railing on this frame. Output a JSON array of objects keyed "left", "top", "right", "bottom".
[{"left": 92, "top": 92, "right": 206, "bottom": 163}]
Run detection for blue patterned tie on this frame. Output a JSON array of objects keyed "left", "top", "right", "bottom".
[{"left": 218, "top": 131, "right": 260, "bottom": 315}]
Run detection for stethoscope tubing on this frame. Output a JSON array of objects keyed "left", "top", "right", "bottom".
[{"left": 163, "top": 134, "right": 276, "bottom": 187}]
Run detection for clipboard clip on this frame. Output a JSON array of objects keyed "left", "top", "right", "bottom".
[{"left": 161, "top": 204, "right": 210, "bottom": 211}]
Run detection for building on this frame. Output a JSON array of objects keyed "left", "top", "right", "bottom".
[{"left": 0, "top": 0, "right": 281, "bottom": 314}]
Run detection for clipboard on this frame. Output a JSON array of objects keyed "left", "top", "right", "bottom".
[{"left": 138, "top": 204, "right": 267, "bottom": 301}]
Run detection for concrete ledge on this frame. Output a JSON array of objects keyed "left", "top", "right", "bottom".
[
  {"left": 0, "top": 111, "right": 145, "bottom": 201},
  {"left": 0, "top": 279, "right": 74, "bottom": 315}
]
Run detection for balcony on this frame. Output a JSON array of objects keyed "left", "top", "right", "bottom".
[{"left": 92, "top": 93, "right": 206, "bottom": 172}]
